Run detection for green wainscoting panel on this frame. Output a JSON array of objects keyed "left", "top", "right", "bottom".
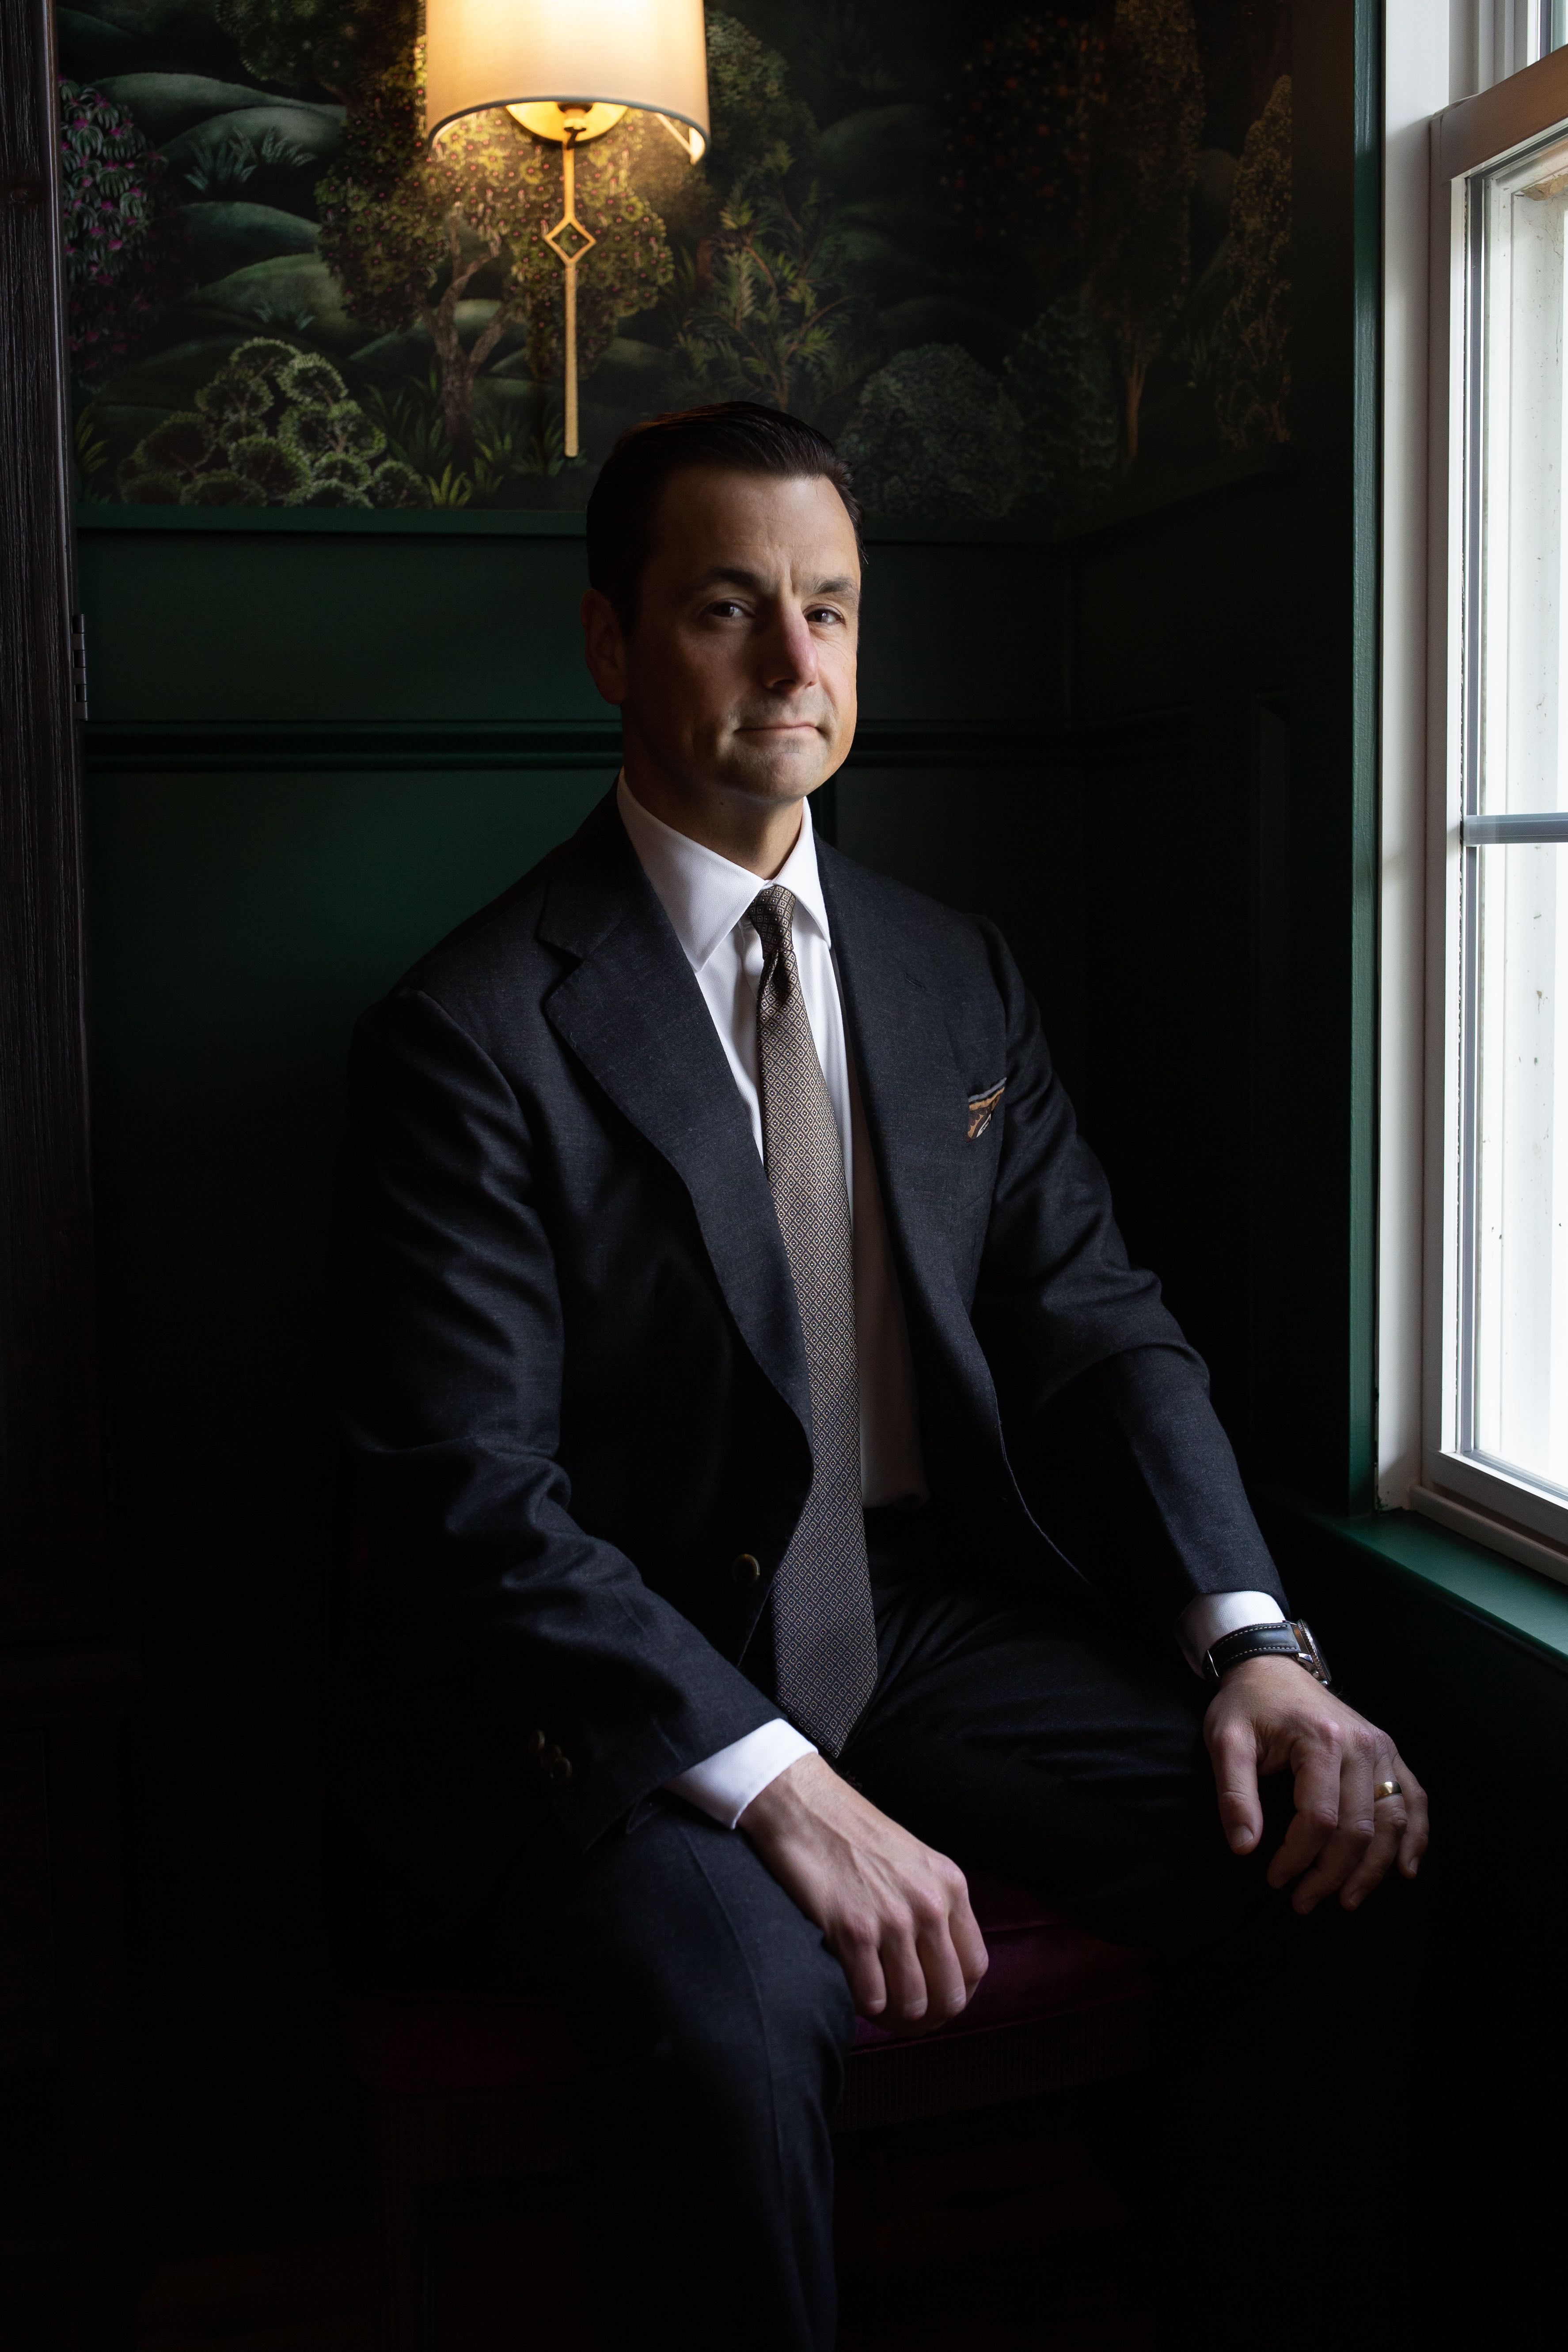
[
  {"left": 77, "top": 529, "right": 604, "bottom": 727},
  {"left": 1069, "top": 473, "right": 1294, "bottom": 721},
  {"left": 77, "top": 525, "right": 1065, "bottom": 732},
  {"left": 1079, "top": 742, "right": 1253, "bottom": 1435},
  {"left": 1054, "top": 472, "right": 1302, "bottom": 1468},
  {"left": 87, "top": 767, "right": 608, "bottom": 2014}
]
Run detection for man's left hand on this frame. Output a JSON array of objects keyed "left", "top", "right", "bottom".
[{"left": 1204, "top": 1657, "right": 1429, "bottom": 1912}]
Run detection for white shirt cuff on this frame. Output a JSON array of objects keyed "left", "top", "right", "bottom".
[
  {"left": 1177, "top": 1590, "right": 1287, "bottom": 1676},
  {"left": 664, "top": 1720, "right": 817, "bottom": 1829}
]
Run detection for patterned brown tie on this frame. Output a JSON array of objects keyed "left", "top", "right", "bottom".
[{"left": 747, "top": 885, "right": 877, "bottom": 1757}]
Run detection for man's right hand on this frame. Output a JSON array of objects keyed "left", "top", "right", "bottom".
[{"left": 738, "top": 1754, "right": 987, "bottom": 2033}]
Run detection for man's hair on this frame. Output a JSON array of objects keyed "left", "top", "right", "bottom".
[{"left": 585, "top": 401, "right": 863, "bottom": 627}]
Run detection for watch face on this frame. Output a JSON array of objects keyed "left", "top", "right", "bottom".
[{"left": 1288, "top": 1622, "right": 1331, "bottom": 1683}]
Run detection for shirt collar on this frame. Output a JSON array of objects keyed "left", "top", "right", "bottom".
[{"left": 616, "top": 772, "right": 832, "bottom": 975}]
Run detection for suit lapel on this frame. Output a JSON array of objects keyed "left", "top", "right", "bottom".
[
  {"left": 540, "top": 797, "right": 812, "bottom": 1442},
  {"left": 820, "top": 840, "right": 1073, "bottom": 1563},
  {"left": 817, "top": 843, "right": 971, "bottom": 1314}
]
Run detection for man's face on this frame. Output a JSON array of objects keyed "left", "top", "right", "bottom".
[{"left": 584, "top": 467, "right": 861, "bottom": 817}]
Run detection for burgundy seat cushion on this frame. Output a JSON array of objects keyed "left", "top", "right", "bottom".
[
  {"left": 345, "top": 1874, "right": 1151, "bottom": 2099},
  {"left": 847, "top": 1873, "right": 1150, "bottom": 2051}
]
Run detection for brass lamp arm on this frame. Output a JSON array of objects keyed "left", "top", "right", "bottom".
[{"left": 541, "top": 125, "right": 597, "bottom": 458}]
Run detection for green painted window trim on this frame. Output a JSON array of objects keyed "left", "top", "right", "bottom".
[
  {"left": 1347, "top": 0, "right": 1383, "bottom": 1516},
  {"left": 1262, "top": 1494, "right": 1568, "bottom": 1677}
]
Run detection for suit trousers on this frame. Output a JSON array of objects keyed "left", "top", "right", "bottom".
[{"left": 463, "top": 1510, "right": 1390, "bottom": 2352}]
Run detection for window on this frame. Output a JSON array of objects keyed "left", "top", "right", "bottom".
[{"left": 1422, "top": 42, "right": 1568, "bottom": 1565}]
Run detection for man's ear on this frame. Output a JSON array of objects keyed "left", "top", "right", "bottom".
[{"left": 581, "top": 587, "right": 629, "bottom": 707}]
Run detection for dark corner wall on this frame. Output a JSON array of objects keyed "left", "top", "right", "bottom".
[{"left": 71, "top": 6, "right": 1375, "bottom": 2261}]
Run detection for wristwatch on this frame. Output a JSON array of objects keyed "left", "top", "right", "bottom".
[{"left": 1202, "top": 1619, "right": 1331, "bottom": 1688}]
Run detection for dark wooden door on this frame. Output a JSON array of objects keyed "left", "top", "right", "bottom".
[{"left": 0, "top": 2, "right": 136, "bottom": 2338}]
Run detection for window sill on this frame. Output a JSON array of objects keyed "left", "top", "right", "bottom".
[
  {"left": 1256, "top": 1490, "right": 1568, "bottom": 1679},
  {"left": 1409, "top": 1481, "right": 1568, "bottom": 1592}
]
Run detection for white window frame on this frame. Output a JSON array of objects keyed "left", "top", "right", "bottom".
[
  {"left": 1406, "top": 35, "right": 1568, "bottom": 1579},
  {"left": 1453, "top": 2, "right": 1568, "bottom": 93}
]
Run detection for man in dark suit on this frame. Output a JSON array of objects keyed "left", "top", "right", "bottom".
[{"left": 335, "top": 404, "right": 1426, "bottom": 2350}]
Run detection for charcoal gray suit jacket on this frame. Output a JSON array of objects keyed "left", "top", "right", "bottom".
[{"left": 332, "top": 790, "right": 1286, "bottom": 1920}]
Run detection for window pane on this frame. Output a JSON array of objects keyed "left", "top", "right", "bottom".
[
  {"left": 1477, "top": 130, "right": 1568, "bottom": 812},
  {"left": 1471, "top": 842, "right": 1568, "bottom": 1489}
]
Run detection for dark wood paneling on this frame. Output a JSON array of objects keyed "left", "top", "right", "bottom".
[
  {"left": 1, "top": 10, "right": 138, "bottom": 2332},
  {"left": 0, "top": 0, "right": 106, "bottom": 1639},
  {"left": 0, "top": 1734, "right": 56, "bottom": 2070}
]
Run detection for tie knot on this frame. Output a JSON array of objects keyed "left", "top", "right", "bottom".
[{"left": 747, "top": 885, "right": 797, "bottom": 964}]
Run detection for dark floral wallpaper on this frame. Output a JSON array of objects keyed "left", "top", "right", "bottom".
[{"left": 58, "top": 0, "right": 1290, "bottom": 520}]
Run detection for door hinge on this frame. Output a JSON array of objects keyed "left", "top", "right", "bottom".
[{"left": 71, "top": 612, "right": 88, "bottom": 720}]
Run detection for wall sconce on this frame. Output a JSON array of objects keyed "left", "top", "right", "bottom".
[{"left": 425, "top": 0, "right": 710, "bottom": 459}]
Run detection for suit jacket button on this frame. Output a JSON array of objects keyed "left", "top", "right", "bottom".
[
  {"left": 543, "top": 1747, "right": 573, "bottom": 1786},
  {"left": 731, "top": 1553, "right": 761, "bottom": 1587}
]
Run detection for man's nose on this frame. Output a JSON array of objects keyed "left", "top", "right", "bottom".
[{"left": 758, "top": 604, "right": 819, "bottom": 689}]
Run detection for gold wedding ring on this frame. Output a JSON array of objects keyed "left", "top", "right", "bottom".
[{"left": 1373, "top": 1779, "right": 1403, "bottom": 1801}]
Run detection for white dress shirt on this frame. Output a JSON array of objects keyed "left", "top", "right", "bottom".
[{"left": 615, "top": 778, "right": 1282, "bottom": 1829}]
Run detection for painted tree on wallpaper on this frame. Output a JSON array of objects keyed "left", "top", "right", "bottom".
[
  {"left": 1217, "top": 71, "right": 1290, "bottom": 451},
  {"left": 59, "top": 79, "right": 192, "bottom": 390},
  {"left": 1083, "top": 0, "right": 1204, "bottom": 466},
  {"left": 57, "top": 0, "right": 1290, "bottom": 520}
]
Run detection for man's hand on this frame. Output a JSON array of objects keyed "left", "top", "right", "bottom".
[
  {"left": 738, "top": 1755, "right": 988, "bottom": 2033},
  {"left": 1205, "top": 1656, "right": 1430, "bottom": 1912}
]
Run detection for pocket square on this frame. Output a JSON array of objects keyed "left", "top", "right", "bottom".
[{"left": 967, "top": 1081, "right": 1006, "bottom": 1140}]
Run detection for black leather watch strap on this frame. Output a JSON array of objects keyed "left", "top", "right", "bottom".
[{"left": 1204, "top": 1619, "right": 1330, "bottom": 1688}]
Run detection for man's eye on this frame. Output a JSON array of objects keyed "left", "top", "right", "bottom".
[
  {"left": 807, "top": 607, "right": 843, "bottom": 625},
  {"left": 707, "top": 599, "right": 746, "bottom": 619}
]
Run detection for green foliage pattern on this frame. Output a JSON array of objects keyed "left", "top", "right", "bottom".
[
  {"left": 703, "top": 15, "right": 819, "bottom": 206},
  {"left": 674, "top": 171, "right": 861, "bottom": 417},
  {"left": 1218, "top": 76, "right": 1290, "bottom": 452},
  {"left": 118, "top": 338, "right": 431, "bottom": 506},
  {"left": 1083, "top": 0, "right": 1204, "bottom": 464},
  {"left": 59, "top": 79, "right": 190, "bottom": 382},
  {"left": 944, "top": 15, "right": 1107, "bottom": 257},
  {"left": 840, "top": 343, "right": 1027, "bottom": 519},
  {"left": 183, "top": 126, "right": 319, "bottom": 200},
  {"left": 1002, "top": 298, "right": 1120, "bottom": 515},
  {"left": 213, "top": 0, "right": 417, "bottom": 98}
]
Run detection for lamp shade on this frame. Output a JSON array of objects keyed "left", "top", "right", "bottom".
[{"left": 425, "top": 0, "right": 710, "bottom": 151}]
